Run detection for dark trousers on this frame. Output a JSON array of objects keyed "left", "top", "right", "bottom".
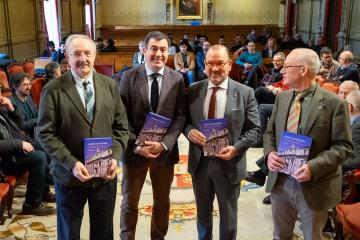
[
  {"left": 120, "top": 160, "right": 174, "bottom": 240},
  {"left": 192, "top": 157, "right": 240, "bottom": 240},
  {"left": 258, "top": 104, "right": 273, "bottom": 133},
  {"left": 54, "top": 179, "right": 117, "bottom": 240},
  {"left": 244, "top": 67, "right": 259, "bottom": 90},
  {"left": 255, "top": 87, "right": 276, "bottom": 105},
  {"left": 3, "top": 150, "right": 47, "bottom": 206}
]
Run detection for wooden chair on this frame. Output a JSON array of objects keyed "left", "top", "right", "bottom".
[
  {"left": 94, "top": 64, "right": 114, "bottom": 77},
  {"left": 334, "top": 170, "right": 360, "bottom": 239}
]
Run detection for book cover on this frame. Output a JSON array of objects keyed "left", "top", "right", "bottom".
[
  {"left": 200, "top": 118, "right": 230, "bottom": 157},
  {"left": 261, "top": 74, "right": 275, "bottom": 86},
  {"left": 84, "top": 137, "right": 112, "bottom": 177},
  {"left": 135, "top": 112, "right": 172, "bottom": 146},
  {"left": 277, "top": 131, "right": 312, "bottom": 176}
]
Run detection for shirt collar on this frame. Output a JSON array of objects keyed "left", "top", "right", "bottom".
[
  {"left": 207, "top": 78, "right": 229, "bottom": 90},
  {"left": 145, "top": 64, "right": 165, "bottom": 77},
  {"left": 71, "top": 69, "right": 94, "bottom": 86}
]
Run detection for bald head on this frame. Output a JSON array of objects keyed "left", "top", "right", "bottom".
[
  {"left": 339, "top": 51, "right": 354, "bottom": 66},
  {"left": 346, "top": 90, "right": 360, "bottom": 116},
  {"left": 207, "top": 45, "right": 230, "bottom": 60},
  {"left": 338, "top": 80, "right": 359, "bottom": 99},
  {"left": 287, "top": 48, "right": 320, "bottom": 75}
]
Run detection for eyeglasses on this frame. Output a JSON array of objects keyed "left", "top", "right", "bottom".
[
  {"left": 205, "top": 61, "right": 230, "bottom": 68},
  {"left": 282, "top": 65, "right": 304, "bottom": 72},
  {"left": 68, "top": 51, "right": 94, "bottom": 59}
]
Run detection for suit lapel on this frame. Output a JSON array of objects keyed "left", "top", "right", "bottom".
[
  {"left": 61, "top": 72, "right": 90, "bottom": 124},
  {"left": 303, "top": 86, "right": 325, "bottom": 135},
  {"left": 137, "top": 66, "right": 151, "bottom": 110},
  {"left": 278, "top": 90, "right": 294, "bottom": 132},
  {"left": 157, "top": 67, "right": 171, "bottom": 113},
  {"left": 225, "top": 79, "right": 237, "bottom": 117}
]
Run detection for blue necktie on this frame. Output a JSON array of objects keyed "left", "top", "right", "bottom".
[{"left": 83, "top": 81, "right": 94, "bottom": 122}]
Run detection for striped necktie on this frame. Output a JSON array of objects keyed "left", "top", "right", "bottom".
[
  {"left": 287, "top": 93, "right": 303, "bottom": 133},
  {"left": 83, "top": 81, "right": 95, "bottom": 122}
]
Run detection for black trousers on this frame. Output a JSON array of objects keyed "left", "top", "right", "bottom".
[{"left": 54, "top": 179, "right": 117, "bottom": 240}]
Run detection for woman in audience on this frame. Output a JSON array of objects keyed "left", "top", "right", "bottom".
[
  {"left": 41, "top": 41, "right": 57, "bottom": 58},
  {"left": 262, "top": 37, "right": 278, "bottom": 58}
]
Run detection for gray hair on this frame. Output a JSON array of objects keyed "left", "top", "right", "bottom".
[
  {"left": 340, "top": 80, "right": 359, "bottom": 91},
  {"left": 274, "top": 52, "right": 285, "bottom": 60},
  {"left": 290, "top": 48, "right": 320, "bottom": 75},
  {"left": 65, "top": 34, "right": 97, "bottom": 54},
  {"left": 347, "top": 90, "right": 360, "bottom": 110}
]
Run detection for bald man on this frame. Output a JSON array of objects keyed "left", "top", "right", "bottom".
[
  {"left": 338, "top": 80, "right": 359, "bottom": 99},
  {"left": 265, "top": 48, "right": 353, "bottom": 239},
  {"left": 330, "top": 50, "right": 359, "bottom": 83}
]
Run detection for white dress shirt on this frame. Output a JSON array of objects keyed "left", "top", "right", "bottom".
[
  {"left": 71, "top": 69, "right": 95, "bottom": 108},
  {"left": 203, "top": 78, "right": 229, "bottom": 119},
  {"left": 145, "top": 64, "right": 164, "bottom": 103}
]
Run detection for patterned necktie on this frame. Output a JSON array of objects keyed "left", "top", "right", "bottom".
[
  {"left": 150, "top": 73, "right": 159, "bottom": 112},
  {"left": 208, "top": 87, "right": 219, "bottom": 119},
  {"left": 83, "top": 81, "right": 94, "bottom": 122},
  {"left": 287, "top": 93, "right": 303, "bottom": 133}
]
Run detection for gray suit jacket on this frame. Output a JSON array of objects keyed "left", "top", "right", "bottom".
[
  {"left": 184, "top": 78, "right": 261, "bottom": 184},
  {"left": 264, "top": 84, "right": 353, "bottom": 210},
  {"left": 119, "top": 64, "right": 186, "bottom": 165},
  {"left": 37, "top": 71, "right": 129, "bottom": 186},
  {"left": 343, "top": 116, "right": 360, "bottom": 170}
]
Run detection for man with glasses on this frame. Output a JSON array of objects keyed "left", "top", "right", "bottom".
[
  {"left": 264, "top": 48, "right": 353, "bottom": 239},
  {"left": 37, "top": 34, "right": 129, "bottom": 240},
  {"left": 185, "top": 45, "right": 261, "bottom": 239},
  {"left": 330, "top": 50, "right": 359, "bottom": 83},
  {"left": 119, "top": 31, "right": 186, "bottom": 240}
]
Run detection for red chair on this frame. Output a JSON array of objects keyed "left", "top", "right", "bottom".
[
  {"left": 335, "top": 170, "right": 360, "bottom": 239},
  {"left": 94, "top": 64, "right": 114, "bottom": 77},
  {"left": 7, "top": 65, "right": 23, "bottom": 75},
  {"left": 22, "top": 62, "right": 35, "bottom": 77},
  {"left": 0, "top": 71, "right": 12, "bottom": 97},
  {"left": 0, "top": 183, "right": 9, "bottom": 224},
  {"left": 30, "top": 78, "right": 45, "bottom": 108}
]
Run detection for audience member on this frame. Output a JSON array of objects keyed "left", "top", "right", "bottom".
[
  {"left": 174, "top": 40, "right": 196, "bottom": 86},
  {"left": 52, "top": 41, "right": 66, "bottom": 63},
  {"left": 102, "top": 38, "right": 117, "bottom": 52},
  {"left": 95, "top": 37, "right": 104, "bottom": 52},
  {"left": 338, "top": 80, "right": 359, "bottom": 100},
  {"left": 60, "top": 59, "right": 70, "bottom": 74},
  {"left": 193, "top": 35, "right": 207, "bottom": 54},
  {"left": 306, "top": 39, "right": 321, "bottom": 55},
  {"left": 264, "top": 48, "right": 353, "bottom": 239},
  {"left": 44, "top": 62, "right": 61, "bottom": 86},
  {"left": 132, "top": 41, "right": 146, "bottom": 66},
  {"left": 119, "top": 31, "right": 186, "bottom": 240},
  {"left": 235, "top": 41, "right": 263, "bottom": 89},
  {"left": 230, "top": 34, "right": 242, "bottom": 53},
  {"left": 41, "top": 41, "right": 56, "bottom": 58},
  {"left": 318, "top": 47, "right": 340, "bottom": 80},
  {"left": 247, "top": 29, "right": 257, "bottom": 42},
  {"left": 262, "top": 37, "right": 278, "bottom": 58},
  {"left": 168, "top": 33, "right": 178, "bottom": 55},
  {"left": 279, "top": 34, "right": 293, "bottom": 50},
  {"left": 330, "top": 50, "right": 359, "bottom": 83},
  {"left": 343, "top": 90, "right": 360, "bottom": 172},
  {"left": 0, "top": 90, "right": 55, "bottom": 216},
  {"left": 184, "top": 44, "right": 261, "bottom": 240},
  {"left": 218, "top": 35, "right": 225, "bottom": 45},
  {"left": 291, "top": 33, "right": 306, "bottom": 48},
  {"left": 37, "top": 34, "right": 129, "bottom": 240},
  {"left": 196, "top": 40, "right": 210, "bottom": 81}
]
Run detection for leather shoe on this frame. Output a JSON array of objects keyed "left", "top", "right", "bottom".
[
  {"left": 245, "top": 170, "right": 266, "bottom": 186},
  {"left": 42, "top": 192, "right": 56, "bottom": 203},
  {"left": 262, "top": 195, "right": 271, "bottom": 204},
  {"left": 22, "top": 203, "right": 55, "bottom": 216}
]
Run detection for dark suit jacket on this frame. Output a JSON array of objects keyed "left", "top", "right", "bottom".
[
  {"left": 10, "top": 94, "right": 38, "bottom": 135},
  {"left": 343, "top": 116, "right": 360, "bottom": 171},
  {"left": 132, "top": 52, "right": 145, "bottom": 66},
  {"left": 184, "top": 79, "right": 261, "bottom": 184},
  {"left": 331, "top": 63, "right": 359, "bottom": 83},
  {"left": 37, "top": 71, "right": 129, "bottom": 186},
  {"left": 264, "top": 84, "right": 353, "bottom": 210},
  {"left": 119, "top": 64, "right": 186, "bottom": 165}
]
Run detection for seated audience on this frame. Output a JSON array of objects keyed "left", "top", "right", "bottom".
[
  {"left": 230, "top": 34, "right": 243, "bottom": 53},
  {"left": 132, "top": 41, "right": 146, "bottom": 66},
  {"left": 41, "top": 41, "right": 57, "bottom": 58},
  {"left": 0, "top": 91, "right": 55, "bottom": 216},
  {"left": 330, "top": 50, "right": 359, "bottom": 83},
  {"left": 218, "top": 35, "right": 225, "bottom": 45},
  {"left": 174, "top": 40, "right": 195, "bottom": 86},
  {"left": 262, "top": 37, "right": 278, "bottom": 58},
  {"left": 52, "top": 41, "right": 66, "bottom": 63},
  {"left": 318, "top": 47, "right": 340, "bottom": 81},
  {"left": 306, "top": 39, "right": 321, "bottom": 55},
  {"left": 95, "top": 37, "right": 104, "bottom": 52},
  {"left": 235, "top": 41, "right": 262, "bottom": 89},
  {"left": 167, "top": 33, "right": 178, "bottom": 55},
  {"left": 343, "top": 90, "right": 360, "bottom": 172},
  {"left": 196, "top": 40, "right": 210, "bottom": 81},
  {"left": 60, "top": 59, "right": 70, "bottom": 74},
  {"left": 101, "top": 38, "right": 117, "bottom": 52},
  {"left": 44, "top": 62, "right": 61, "bottom": 86},
  {"left": 338, "top": 80, "right": 359, "bottom": 99},
  {"left": 247, "top": 29, "right": 257, "bottom": 42},
  {"left": 255, "top": 52, "right": 288, "bottom": 105},
  {"left": 193, "top": 35, "right": 207, "bottom": 54},
  {"left": 291, "top": 33, "right": 306, "bottom": 48},
  {"left": 279, "top": 34, "right": 293, "bottom": 50}
]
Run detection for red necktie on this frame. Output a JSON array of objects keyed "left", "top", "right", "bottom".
[{"left": 208, "top": 87, "right": 219, "bottom": 119}]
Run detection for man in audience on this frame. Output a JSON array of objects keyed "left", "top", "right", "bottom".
[
  {"left": 318, "top": 47, "right": 340, "bottom": 80},
  {"left": 60, "top": 59, "right": 70, "bottom": 74},
  {"left": 330, "top": 50, "right": 359, "bottom": 83},
  {"left": 236, "top": 41, "right": 263, "bottom": 89},
  {"left": 119, "top": 31, "right": 186, "bottom": 240},
  {"left": 0, "top": 89, "right": 55, "bottom": 216},
  {"left": 174, "top": 39, "right": 196, "bottom": 86},
  {"left": 338, "top": 80, "right": 359, "bottom": 100},
  {"left": 196, "top": 40, "right": 210, "bottom": 81},
  {"left": 185, "top": 44, "right": 261, "bottom": 240},
  {"left": 230, "top": 34, "right": 242, "bottom": 53},
  {"left": 264, "top": 48, "right": 353, "bottom": 239},
  {"left": 291, "top": 33, "right": 306, "bottom": 48},
  {"left": 132, "top": 41, "right": 146, "bottom": 66},
  {"left": 343, "top": 90, "right": 360, "bottom": 172},
  {"left": 37, "top": 34, "right": 129, "bottom": 240}
]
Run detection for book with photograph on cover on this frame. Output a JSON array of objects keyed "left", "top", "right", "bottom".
[
  {"left": 261, "top": 74, "right": 275, "bottom": 86},
  {"left": 135, "top": 112, "right": 172, "bottom": 146},
  {"left": 200, "top": 118, "right": 230, "bottom": 157},
  {"left": 277, "top": 131, "right": 312, "bottom": 176},
  {"left": 84, "top": 137, "right": 113, "bottom": 177}
]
